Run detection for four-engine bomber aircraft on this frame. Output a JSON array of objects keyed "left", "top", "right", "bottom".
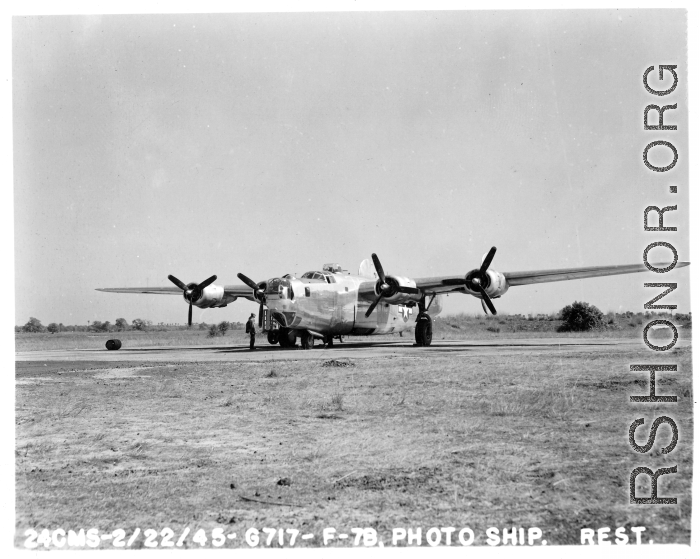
[{"left": 97, "top": 248, "right": 689, "bottom": 348}]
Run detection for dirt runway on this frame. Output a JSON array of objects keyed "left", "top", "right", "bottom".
[{"left": 15, "top": 337, "right": 666, "bottom": 364}]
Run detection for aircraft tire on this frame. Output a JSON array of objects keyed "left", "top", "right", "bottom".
[
  {"left": 105, "top": 339, "right": 122, "bottom": 350},
  {"left": 324, "top": 335, "right": 334, "bottom": 348},
  {"left": 415, "top": 314, "right": 432, "bottom": 346},
  {"left": 301, "top": 331, "right": 314, "bottom": 350},
  {"left": 279, "top": 328, "right": 297, "bottom": 348},
  {"left": 267, "top": 330, "right": 279, "bottom": 345}
]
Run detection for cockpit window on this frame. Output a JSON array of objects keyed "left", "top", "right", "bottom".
[{"left": 301, "top": 271, "right": 328, "bottom": 282}]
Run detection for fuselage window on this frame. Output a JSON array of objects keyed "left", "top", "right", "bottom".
[{"left": 305, "top": 287, "right": 311, "bottom": 297}]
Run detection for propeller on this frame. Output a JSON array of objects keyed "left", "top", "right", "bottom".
[
  {"left": 237, "top": 273, "right": 266, "bottom": 328},
  {"left": 364, "top": 253, "right": 421, "bottom": 318},
  {"left": 167, "top": 274, "right": 217, "bottom": 326},
  {"left": 467, "top": 246, "right": 498, "bottom": 315}
]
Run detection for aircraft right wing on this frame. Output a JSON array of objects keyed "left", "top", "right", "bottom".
[{"left": 96, "top": 284, "right": 257, "bottom": 303}]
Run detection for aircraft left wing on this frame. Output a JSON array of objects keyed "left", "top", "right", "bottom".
[
  {"left": 410, "top": 257, "right": 688, "bottom": 315},
  {"left": 413, "top": 262, "right": 690, "bottom": 293}
]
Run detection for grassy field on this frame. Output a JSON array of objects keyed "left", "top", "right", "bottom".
[
  {"left": 14, "top": 312, "right": 690, "bottom": 352},
  {"left": 15, "top": 337, "right": 693, "bottom": 548}
]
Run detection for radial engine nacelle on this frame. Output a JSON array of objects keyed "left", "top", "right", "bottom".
[
  {"left": 375, "top": 275, "right": 422, "bottom": 304},
  {"left": 463, "top": 269, "right": 509, "bottom": 299},
  {"left": 185, "top": 283, "right": 228, "bottom": 308}
]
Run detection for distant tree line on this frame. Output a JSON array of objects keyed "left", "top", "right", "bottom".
[
  {"left": 16, "top": 317, "right": 244, "bottom": 334},
  {"left": 17, "top": 308, "right": 689, "bottom": 335}
]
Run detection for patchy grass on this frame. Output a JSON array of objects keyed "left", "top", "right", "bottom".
[
  {"left": 15, "top": 311, "right": 692, "bottom": 352},
  {"left": 15, "top": 343, "right": 693, "bottom": 548}
]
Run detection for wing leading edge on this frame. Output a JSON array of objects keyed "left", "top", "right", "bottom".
[
  {"left": 414, "top": 262, "right": 689, "bottom": 294},
  {"left": 96, "top": 284, "right": 256, "bottom": 302},
  {"left": 503, "top": 262, "right": 689, "bottom": 286}
]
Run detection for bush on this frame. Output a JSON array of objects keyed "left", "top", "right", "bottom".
[
  {"left": 131, "top": 318, "right": 152, "bottom": 331},
  {"left": 90, "top": 320, "right": 111, "bottom": 332},
  {"left": 558, "top": 301, "right": 605, "bottom": 332},
  {"left": 22, "top": 317, "right": 46, "bottom": 333},
  {"left": 208, "top": 321, "right": 231, "bottom": 338}
]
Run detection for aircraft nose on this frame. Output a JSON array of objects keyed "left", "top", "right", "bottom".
[{"left": 265, "top": 278, "right": 281, "bottom": 295}]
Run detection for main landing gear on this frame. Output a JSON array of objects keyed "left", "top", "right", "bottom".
[
  {"left": 415, "top": 312, "right": 433, "bottom": 346},
  {"left": 272, "top": 328, "right": 322, "bottom": 350},
  {"left": 300, "top": 331, "right": 315, "bottom": 350}
]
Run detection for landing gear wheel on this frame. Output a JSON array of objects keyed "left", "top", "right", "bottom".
[
  {"left": 324, "top": 335, "right": 334, "bottom": 348},
  {"left": 301, "top": 331, "right": 315, "bottom": 350},
  {"left": 415, "top": 313, "right": 433, "bottom": 346},
  {"left": 267, "top": 330, "right": 279, "bottom": 345}
]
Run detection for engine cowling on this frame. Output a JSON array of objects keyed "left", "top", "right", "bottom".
[
  {"left": 463, "top": 269, "right": 509, "bottom": 299},
  {"left": 185, "top": 283, "right": 226, "bottom": 308},
  {"left": 377, "top": 275, "right": 423, "bottom": 304}
]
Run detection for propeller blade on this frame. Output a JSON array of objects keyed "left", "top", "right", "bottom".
[
  {"left": 480, "top": 246, "right": 497, "bottom": 274},
  {"left": 397, "top": 285, "right": 421, "bottom": 295},
  {"left": 364, "top": 294, "right": 384, "bottom": 318},
  {"left": 480, "top": 299, "right": 488, "bottom": 315},
  {"left": 258, "top": 301, "right": 263, "bottom": 328},
  {"left": 371, "top": 253, "right": 386, "bottom": 284},
  {"left": 188, "top": 302, "right": 193, "bottom": 326},
  {"left": 168, "top": 275, "right": 187, "bottom": 291},
  {"left": 237, "top": 273, "right": 258, "bottom": 291},
  {"left": 476, "top": 285, "right": 497, "bottom": 315},
  {"left": 197, "top": 275, "right": 217, "bottom": 290}
]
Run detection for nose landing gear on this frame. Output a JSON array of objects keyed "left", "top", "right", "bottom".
[{"left": 277, "top": 327, "right": 297, "bottom": 348}]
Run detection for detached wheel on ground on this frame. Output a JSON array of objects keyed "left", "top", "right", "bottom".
[
  {"left": 414, "top": 314, "right": 432, "bottom": 346},
  {"left": 105, "top": 339, "right": 122, "bottom": 350},
  {"left": 267, "top": 330, "right": 279, "bottom": 345},
  {"left": 300, "top": 331, "right": 314, "bottom": 350}
]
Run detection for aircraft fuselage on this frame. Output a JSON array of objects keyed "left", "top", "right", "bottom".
[{"left": 263, "top": 273, "right": 442, "bottom": 337}]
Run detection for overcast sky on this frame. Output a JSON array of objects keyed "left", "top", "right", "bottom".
[{"left": 13, "top": 9, "right": 690, "bottom": 326}]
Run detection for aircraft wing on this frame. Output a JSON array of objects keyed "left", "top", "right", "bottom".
[
  {"left": 96, "top": 286, "right": 183, "bottom": 295},
  {"left": 96, "top": 284, "right": 256, "bottom": 303},
  {"left": 413, "top": 262, "right": 689, "bottom": 293},
  {"left": 502, "top": 262, "right": 689, "bottom": 286}
]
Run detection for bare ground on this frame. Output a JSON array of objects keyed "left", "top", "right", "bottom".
[{"left": 15, "top": 341, "right": 693, "bottom": 548}]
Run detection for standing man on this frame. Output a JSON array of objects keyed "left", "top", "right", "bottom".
[{"left": 245, "top": 313, "right": 256, "bottom": 350}]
